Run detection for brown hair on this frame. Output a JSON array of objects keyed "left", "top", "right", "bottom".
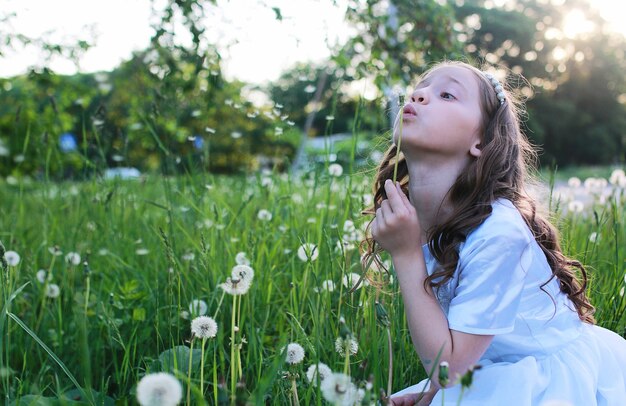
[{"left": 362, "top": 61, "right": 595, "bottom": 324}]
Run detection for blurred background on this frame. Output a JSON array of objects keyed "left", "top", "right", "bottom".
[{"left": 1, "top": 0, "right": 624, "bottom": 179}]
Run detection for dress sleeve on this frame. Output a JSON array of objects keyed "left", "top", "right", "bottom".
[{"left": 446, "top": 215, "right": 533, "bottom": 335}]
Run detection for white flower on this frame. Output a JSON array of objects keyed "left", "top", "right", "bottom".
[
  {"left": 567, "top": 177, "right": 581, "bottom": 188},
  {"left": 328, "top": 163, "right": 343, "bottom": 177},
  {"left": 65, "top": 252, "right": 81, "bottom": 266},
  {"left": 189, "top": 299, "right": 208, "bottom": 316},
  {"left": 335, "top": 337, "right": 359, "bottom": 356},
  {"left": 235, "top": 252, "right": 251, "bottom": 266},
  {"left": 45, "top": 284, "right": 60, "bottom": 299},
  {"left": 191, "top": 316, "right": 218, "bottom": 339},
  {"left": 219, "top": 277, "right": 251, "bottom": 295},
  {"left": 136, "top": 248, "right": 149, "bottom": 256},
  {"left": 305, "top": 362, "right": 332, "bottom": 386},
  {"left": 284, "top": 343, "right": 305, "bottom": 365},
  {"left": 257, "top": 209, "right": 272, "bottom": 221},
  {"left": 4, "top": 251, "right": 20, "bottom": 267},
  {"left": 36, "top": 270, "right": 49, "bottom": 283},
  {"left": 320, "top": 372, "right": 358, "bottom": 406},
  {"left": 136, "top": 372, "right": 183, "bottom": 406},
  {"left": 297, "top": 243, "right": 319, "bottom": 262},
  {"left": 231, "top": 264, "right": 254, "bottom": 285},
  {"left": 567, "top": 200, "right": 584, "bottom": 214},
  {"left": 342, "top": 273, "right": 367, "bottom": 290}
]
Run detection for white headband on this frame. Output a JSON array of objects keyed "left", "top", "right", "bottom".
[{"left": 484, "top": 73, "right": 505, "bottom": 105}]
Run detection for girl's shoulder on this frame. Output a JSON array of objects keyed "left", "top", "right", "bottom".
[{"left": 465, "top": 198, "right": 533, "bottom": 248}]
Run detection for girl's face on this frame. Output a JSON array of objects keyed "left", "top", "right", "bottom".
[{"left": 394, "top": 65, "right": 483, "bottom": 162}]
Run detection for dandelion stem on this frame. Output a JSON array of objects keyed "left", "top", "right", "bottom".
[
  {"left": 392, "top": 95, "right": 405, "bottom": 184},
  {"left": 343, "top": 344, "right": 350, "bottom": 376},
  {"left": 290, "top": 376, "right": 300, "bottom": 406},
  {"left": 187, "top": 337, "right": 194, "bottom": 406},
  {"left": 230, "top": 293, "right": 236, "bottom": 405},
  {"left": 386, "top": 327, "right": 393, "bottom": 399},
  {"left": 200, "top": 337, "right": 207, "bottom": 398}
]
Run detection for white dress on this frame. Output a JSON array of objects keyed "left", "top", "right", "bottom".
[{"left": 393, "top": 199, "right": 626, "bottom": 405}]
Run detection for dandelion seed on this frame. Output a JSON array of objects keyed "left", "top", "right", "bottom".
[
  {"left": 334, "top": 337, "right": 359, "bottom": 356},
  {"left": 191, "top": 316, "right": 218, "bottom": 339},
  {"left": 257, "top": 209, "right": 272, "bottom": 221},
  {"left": 98, "top": 249, "right": 109, "bottom": 256},
  {"left": 297, "top": 243, "right": 319, "bottom": 262},
  {"left": 4, "top": 251, "right": 20, "bottom": 267},
  {"left": 320, "top": 372, "right": 358, "bottom": 406},
  {"left": 65, "top": 252, "right": 81, "bottom": 266},
  {"left": 286, "top": 120, "right": 295, "bottom": 126},
  {"left": 235, "top": 252, "right": 251, "bottom": 266},
  {"left": 205, "top": 127, "right": 216, "bottom": 134},
  {"left": 230, "top": 131, "right": 242, "bottom": 139},
  {"left": 328, "top": 163, "right": 343, "bottom": 177},
  {"left": 136, "top": 372, "right": 183, "bottom": 406},
  {"left": 305, "top": 362, "right": 332, "bottom": 386},
  {"left": 284, "top": 343, "right": 305, "bottom": 365},
  {"left": 325, "top": 115, "right": 335, "bottom": 121},
  {"left": 45, "top": 284, "right": 60, "bottom": 299},
  {"left": 181, "top": 252, "right": 195, "bottom": 262},
  {"left": 189, "top": 299, "right": 208, "bottom": 316},
  {"left": 136, "top": 248, "right": 149, "bottom": 256},
  {"left": 275, "top": 103, "right": 284, "bottom": 109}
]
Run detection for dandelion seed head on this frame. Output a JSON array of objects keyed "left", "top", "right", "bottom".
[
  {"left": 219, "top": 277, "right": 251, "bottom": 295},
  {"left": 181, "top": 252, "right": 195, "bottom": 262},
  {"left": 191, "top": 316, "right": 218, "bottom": 339},
  {"left": 342, "top": 273, "right": 367, "bottom": 290},
  {"left": 257, "top": 209, "right": 272, "bottom": 221},
  {"left": 65, "top": 252, "right": 81, "bottom": 265},
  {"left": 235, "top": 252, "right": 251, "bottom": 266},
  {"left": 334, "top": 337, "right": 359, "bottom": 356},
  {"left": 305, "top": 362, "right": 332, "bottom": 386},
  {"left": 136, "top": 372, "right": 183, "bottom": 406},
  {"left": 189, "top": 299, "right": 208, "bottom": 316},
  {"left": 320, "top": 372, "right": 357, "bottom": 406},
  {"left": 284, "top": 342, "right": 305, "bottom": 365},
  {"left": 45, "top": 284, "right": 60, "bottom": 298},
  {"left": 136, "top": 248, "right": 149, "bottom": 256},
  {"left": 567, "top": 177, "right": 581, "bottom": 188},
  {"left": 36, "top": 270, "right": 48, "bottom": 283},
  {"left": 4, "top": 251, "right": 21, "bottom": 267},
  {"left": 567, "top": 200, "right": 584, "bottom": 214},
  {"left": 231, "top": 264, "right": 254, "bottom": 285},
  {"left": 328, "top": 163, "right": 343, "bottom": 177},
  {"left": 589, "top": 232, "right": 599, "bottom": 243},
  {"left": 297, "top": 243, "right": 319, "bottom": 262}
]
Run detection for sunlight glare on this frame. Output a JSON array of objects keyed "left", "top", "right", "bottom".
[{"left": 562, "top": 9, "right": 595, "bottom": 38}]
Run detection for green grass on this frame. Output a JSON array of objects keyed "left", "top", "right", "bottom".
[{"left": 0, "top": 166, "right": 625, "bottom": 405}]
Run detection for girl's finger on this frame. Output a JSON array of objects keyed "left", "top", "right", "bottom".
[
  {"left": 395, "top": 182, "right": 412, "bottom": 210},
  {"left": 384, "top": 179, "right": 405, "bottom": 213}
]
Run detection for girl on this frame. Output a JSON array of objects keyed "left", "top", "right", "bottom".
[{"left": 364, "top": 61, "right": 626, "bottom": 405}]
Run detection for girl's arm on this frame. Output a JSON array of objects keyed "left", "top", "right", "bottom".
[{"left": 372, "top": 180, "right": 493, "bottom": 389}]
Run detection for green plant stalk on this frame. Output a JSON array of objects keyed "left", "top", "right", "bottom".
[
  {"left": 290, "top": 376, "right": 300, "bottom": 406},
  {"left": 200, "top": 337, "right": 207, "bottom": 397},
  {"left": 230, "top": 293, "right": 236, "bottom": 405},
  {"left": 392, "top": 95, "right": 405, "bottom": 184},
  {"left": 386, "top": 327, "right": 393, "bottom": 399},
  {"left": 187, "top": 338, "right": 195, "bottom": 406},
  {"left": 343, "top": 343, "right": 350, "bottom": 376}
]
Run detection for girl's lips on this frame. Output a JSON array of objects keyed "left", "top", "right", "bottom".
[{"left": 402, "top": 104, "right": 417, "bottom": 116}]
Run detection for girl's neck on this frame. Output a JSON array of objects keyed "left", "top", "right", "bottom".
[{"left": 405, "top": 155, "right": 470, "bottom": 244}]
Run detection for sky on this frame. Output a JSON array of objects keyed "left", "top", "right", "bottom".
[{"left": 1, "top": 0, "right": 625, "bottom": 84}]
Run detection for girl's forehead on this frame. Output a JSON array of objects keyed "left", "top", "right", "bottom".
[{"left": 419, "top": 65, "right": 479, "bottom": 86}]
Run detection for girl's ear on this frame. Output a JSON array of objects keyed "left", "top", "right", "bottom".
[{"left": 469, "top": 140, "right": 482, "bottom": 158}]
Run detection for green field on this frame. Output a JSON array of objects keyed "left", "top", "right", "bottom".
[{"left": 1, "top": 167, "right": 625, "bottom": 405}]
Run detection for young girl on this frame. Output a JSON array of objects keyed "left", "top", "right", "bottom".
[{"left": 364, "top": 61, "right": 626, "bottom": 405}]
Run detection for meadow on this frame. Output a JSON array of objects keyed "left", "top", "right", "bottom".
[{"left": 1, "top": 164, "right": 625, "bottom": 405}]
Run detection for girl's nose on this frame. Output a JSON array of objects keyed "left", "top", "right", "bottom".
[{"left": 411, "top": 88, "right": 428, "bottom": 104}]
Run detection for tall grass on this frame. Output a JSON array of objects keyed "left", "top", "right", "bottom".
[{"left": 1, "top": 164, "right": 625, "bottom": 404}]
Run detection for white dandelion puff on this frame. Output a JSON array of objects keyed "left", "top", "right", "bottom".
[
  {"left": 180, "top": 310, "right": 190, "bottom": 320},
  {"left": 334, "top": 337, "right": 359, "bottom": 356},
  {"left": 342, "top": 273, "right": 367, "bottom": 290},
  {"left": 320, "top": 280, "right": 335, "bottom": 293},
  {"left": 219, "top": 277, "right": 251, "bottom": 295},
  {"left": 189, "top": 299, "right": 208, "bottom": 316},
  {"left": 136, "top": 372, "right": 183, "bottom": 406},
  {"left": 567, "top": 200, "right": 584, "bottom": 214},
  {"left": 609, "top": 169, "right": 626, "bottom": 186},
  {"left": 36, "top": 270, "right": 49, "bottom": 283},
  {"left": 4, "top": 251, "right": 20, "bottom": 267},
  {"left": 235, "top": 252, "right": 251, "bottom": 266},
  {"left": 191, "top": 316, "right": 218, "bottom": 339},
  {"left": 320, "top": 372, "right": 358, "bottom": 406},
  {"left": 231, "top": 265, "right": 254, "bottom": 285},
  {"left": 65, "top": 252, "right": 81, "bottom": 265},
  {"left": 181, "top": 252, "right": 195, "bottom": 262},
  {"left": 230, "top": 131, "right": 242, "bottom": 139},
  {"left": 45, "top": 284, "right": 61, "bottom": 299},
  {"left": 589, "top": 232, "right": 599, "bottom": 243},
  {"left": 136, "top": 248, "right": 149, "bottom": 256},
  {"left": 297, "top": 243, "right": 319, "bottom": 262},
  {"left": 284, "top": 342, "right": 305, "bottom": 365},
  {"left": 328, "top": 163, "right": 343, "bottom": 177},
  {"left": 257, "top": 209, "right": 272, "bottom": 221},
  {"left": 567, "top": 177, "right": 581, "bottom": 188},
  {"left": 305, "top": 362, "right": 332, "bottom": 386},
  {"left": 48, "top": 246, "right": 63, "bottom": 256}
]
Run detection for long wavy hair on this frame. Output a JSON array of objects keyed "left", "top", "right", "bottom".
[{"left": 362, "top": 61, "right": 595, "bottom": 324}]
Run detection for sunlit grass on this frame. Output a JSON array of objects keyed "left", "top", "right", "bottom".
[{"left": 1, "top": 165, "right": 625, "bottom": 404}]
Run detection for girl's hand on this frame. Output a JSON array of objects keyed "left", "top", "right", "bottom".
[{"left": 371, "top": 179, "right": 421, "bottom": 258}]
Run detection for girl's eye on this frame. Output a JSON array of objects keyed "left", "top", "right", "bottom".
[{"left": 441, "top": 92, "right": 456, "bottom": 100}]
